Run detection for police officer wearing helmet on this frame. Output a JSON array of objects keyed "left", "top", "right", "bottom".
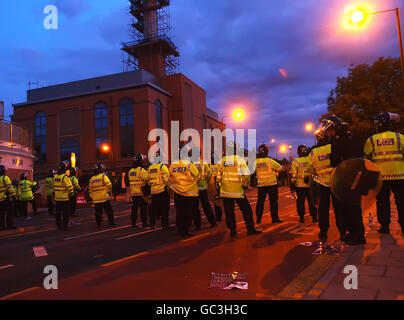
[
  {"left": 0, "top": 165, "right": 16, "bottom": 230},
  {"left": 217, "top": 141, "right": 261, "bottom": 240},
  {"left": 364, "top": 112, "right": 404, "bottom": 234},
  {"left": 45, "top": 170, "right": 55, "bottom": 216},
  {"left": 291, "top": 145, "right": 317, "bottom": 223},
  {"left": 69, "top": 167, "right": 82, "bottom": 217},
  {"left": 209, "top": 152, "right": 223, "bottom": 222},
  {"left": 19, "top": 173, "right": 38, "bottom": 217},
  {"left": 89, "top": 163, "right": 115, "bottom": 228},
  {"left": 328, "top": 118, "right": 366, "bottom": 245},
  {"left": 308, "top": 116, "right": 347, "bottom": 241},
  {"left": 254, "top": 143, "right": 283, "bottom": 229},
  {"left": 128, "top": 154, "right": 150, "bottom": 228},
  {"left": 12, "top": 179, "right": 21, "bottom": 218},
  {"left": 53, "top": 161, "right": 74, "bottom": 230}
]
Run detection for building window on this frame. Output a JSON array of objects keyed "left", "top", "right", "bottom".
[
  {"left": 35, "top": 112, "right": 47, "bottom": 163},
  {"left": 155, "top": 99, "right": 163, "bottom": 129},
  {"left": 60, "top": 138, "right": 79, "bottom": 164},
  {"left": 119, "top": 98, "right": 134, "bottom": 158},
  {"left": 95, "top": 102, "right": 109, "bottom": 160}
]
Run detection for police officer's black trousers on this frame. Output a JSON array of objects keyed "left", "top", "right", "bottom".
[
  {"left": 47, "top": 196, "right": 54, "bottom": 215},
  {"left": 0, "top": 198, "right": 14, "bottom": 229},
  {"left": 376, "top": 180, "right": 404, "bottom": 229},
  {"left": 193, "top": 190, "right": 216, "bottom": 228},
  {"left": 94, "top": 201, "right": 114, "bottom": 227},
  {"left": 214, "top": 205, "right": 222, "bottom": 222},
  {"left": 13, "top": 200, "right": 21, "bottom": 217},
  {"left": 256, "top": 185, "right": 279, "bottom": 223},
  {"left": 131, "top": 196, "right": 149, "bottom": 227},
  {"left": 70, "top": 194, "right": 77, "bottom": 216},
  {"left": 296, "top": 187, "right": 317, "bottom": 221},
  {"left": 20, "top": 199, "right": 37, "bottom": 217},
  {"left": 174, "top": 193, "right": 196, "bottom": 235},
  {"left": 318, "top": 185, "right": 346, "bottom": 236},
  {"left": 222, "top": 197, "right": 255, "bottom": 232},
  {"left": 150, "top": 190, "right": 170, "bottom": 228},
  {"left": 55, "top": 201, "right": 70, "bottom": 230}
]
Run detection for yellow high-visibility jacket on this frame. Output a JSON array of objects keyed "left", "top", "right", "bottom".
[
  {"left": 89, "top": 173, "right": 112, "bottom": 204},
  {"left": 129, "top": 167, "right": 148, "bottom": 196},
  {"left": 169, "top": 160, "right": 200, "bottom": 197},
  {"left": 195, "top": 162, "right": 210, "bottom": 191},
  {"left": 364, "top": 131, "right": 404, "bottom": 180},
  {"left": 307, "top": 144, "right": 333, "bottom": 187},
  {"left": 45, "top": 177, "right": 54, "bottom": 197},
  {"left": 147, "top": 164, "right": 169, "bottom": 195},
  {"left": 209, "top": 164, "right": 220, "bottom": 181},
  {"left": 217, "top": 155, "right": 250, "bottom": 199},
  {"left": 13, "top": 185, "right": 20, "bottom": 200},
  {"left": 19, "top": 180, "right": 36, "bottom": 201},
  {"left": 53, "top": 174, "right": 74, "bottom": 202},
  {"left": 70, "top": 176, "right": 81, "bottom": 193},
  {"left": 0, "top": 175, "right": 15, "bottom": 201},
  {"left": 291, "top": 157, "right": 311, "bottom": 188},
  {"left": 255, "top": 158, "right": 282, "bottom": 187}
]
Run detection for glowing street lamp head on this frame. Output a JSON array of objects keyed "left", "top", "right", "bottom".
[
  {"left": 101, "top": 144, "right": 110, "bottom": 152},
  {"left": 343, "top": 4, "right": 369, "bottom": 29},
  {"left": 233, "top": 109, "right": 245, "bottom": 121},
  {"left": 305, "top": 123, "right": 314, "bottom": 132},
  {"left": 351, "top": 10, "right": 365, "bottom": 23},
  {"left": 280, "top": 145, "right": 287, "bottom": 153},
  {"left": 270, "top": 139, "right": 276, "bottom": 143}
]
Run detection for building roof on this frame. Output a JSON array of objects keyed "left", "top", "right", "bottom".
[{"left": 14, "top": 69, "right": 171, "bottom": 107}]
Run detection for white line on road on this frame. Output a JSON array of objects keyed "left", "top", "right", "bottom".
[
  {"left": 0, "top": 287, "right": 40, "bottom": 300},
  {"left": 180, "top": 232, "right": 211, "bottom": 243},
  {"left": 115, "top": 227, "right": 163, "bottom": 240},
  {"left": 33, "top": 246, "right": 48, "bottom": 257},
  {"left": 0, "top": 265, "right": 14, "bottom": 270},
  {"left": 262, "top": 222, "right": 291, "bottom": 233},
  {"left": 64, "top": 225, "right": 132, "bottom": 241},
  {"left": 102, "top": 251, "right": 148, "bottom": 267},
  {"left": 278, "top": 224, "right": 300, "bottom": 234}
]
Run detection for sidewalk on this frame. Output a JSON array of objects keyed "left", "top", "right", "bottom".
[{"left": 304, "top": 200, "right": 404, "bottom": 300}]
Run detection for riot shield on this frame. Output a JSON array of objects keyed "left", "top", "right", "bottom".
[
  {"left": 309, "top": 177, "right": 321, "bottom": 209},
  {"left": 330, "top": 158, "right": 382, "bottom": 207}
]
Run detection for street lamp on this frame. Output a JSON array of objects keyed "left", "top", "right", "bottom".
[
  {"left": 101, "top": 143, "right": 113, "bottom": 161},
  {"left": 222, "top": 108, "right": 246, "bottom": 123},
  {"left": 344, "top": 5, "right": 404, "bottom": 77},
  {"left": 305, "top": 122, "right": 316, "bottom": 145}
]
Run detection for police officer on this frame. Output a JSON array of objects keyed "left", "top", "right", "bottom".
[
  {"left": 254, "top": 144, "right": 283, "bottom": 230},
  {"left": 169, "top": 147, "right": 201, "bottom": 237},
  {"left": 209, "top": 152, "right": 222, "bottom": 222},
  {"left": 53, "top": 161, "right": 74, "bottom": 230},
  {"left": 45, "top": 170, "right": 55, "bottom": 216},
  {"left": 129, "top": 154, "right": 150, "bottom": 228},
  {"left": 89, "top": 163, "right": 115, "bottom": 228},
  {"left": 324, "top": 117, "right": 366, "bottom": 245},
  {"left": 12, "top": 179, "right": 21, "bottom": 217},
  {"left": 69, "top": 167, "right": 81, "bottom": 217},
  {"left": 147, "top": 154, "right": 170, "bottom": 230},
  {"left": 364, "top": 112, "right": 404, "bottom": 234},
  {"left": 217, "top": 142, "right": 261, "bottom": 240},
  {"left": 19, "top": 173, "right": 38, "bottom": 217},
  {"left": 291, "top": 145, "right": 318, "bottom": 223},
  {"left": 0, "top": 165, "right": 16, "bottom": 230}
]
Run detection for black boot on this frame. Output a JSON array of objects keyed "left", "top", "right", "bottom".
[{"left": 247, "top": 229, "right": 262, "bottom": 235}]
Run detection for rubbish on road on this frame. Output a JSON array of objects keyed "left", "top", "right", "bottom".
[
  {"left": 209, "top": 272, "right": 248, "bottom": 290},
  {"left": 299, "top": 242, "right": 314, "bottom": 247},
  {"left": 33, "top": 246, "right": 48, "bottom": 257},
  {"left": 312, "top": 243, "right": 345, "bottom": 256}
]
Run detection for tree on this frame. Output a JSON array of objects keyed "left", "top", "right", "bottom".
[{"left": 325, "top": 57, "right": 404, "bottom": 142}]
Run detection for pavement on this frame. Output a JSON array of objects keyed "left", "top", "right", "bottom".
[{"left": 0, "top": 187, "right": 403, "bottom": 300}]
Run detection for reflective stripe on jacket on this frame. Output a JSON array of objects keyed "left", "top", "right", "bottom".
[
  {"left": 147, "top": 164, "right": 169, "bottom": 195},
  {"left": 291, "top": 157, "right": 311, "bottom": 188},
  {"left": 129, "top": 167, "right": 148, "bottom": 196},
  {"left": 308, "top": 144, "right": 333, "bottom": 187},
  {"left": 0, "top": 175, "right": 15, "bottom": 201},
  {"left": 255, "top": 158, "right": 282, "bottom": 187},
  {"left": 89, "top": 174, "right": 112, "bottom": 204},
  {"left": 364, "top": 131, "right": 404, "bottom": 180},
  {"left": 19, "top": 180, "right": 35, "bottom": 201},
  {"left": 218, "top": 155, "right": 250, "bottom": 199},
  {"left": 53, "top": 174, "right": 74, "bottom": 202},
  {"left": 169, "top": 160, "right": 200, "bottom": 197},
  {"left": 45, "top": 177, "right": 54, "bottom": 197}
]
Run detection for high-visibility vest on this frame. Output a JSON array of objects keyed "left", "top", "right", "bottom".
[
  {"left": 218, "top": 155, "right": 250, "bottom": 199},
  {"left": 53, "top": 174, "right": 74, "bottom": 202},
  {"left": 70, "top": 176, "right": 81, "bottom": 192},
  {"left": 255, "top": 158, "right": 282, "bottom": 187},
  {"left": 195, "top": 162, "right": 210, "bottom": 190},
  {"left": 364, "top": 131, "right": 404, "bottom": 180},
  {"left": 45, "top": 177, "right": 54, "bottom": 197},
  {"left": 308, "top": 144, "right": 333, "bottom": 187},
  {"left": 13, "top": 185, "right": 20, "bottom": 200},
  {"left": 19, "top": 180, "right": 35, "bottom": 201},
  {"left": 0, "top": 175, "right": 15, "bottom": 201},
  {"left": 291, "top": 157, "right": 311, "bottom": 188},
  {"left": 89, "top": 173, "right": 112, "bottom": 204},
  {"left": 169, "top": 160, "right": 200, "bottom": 197},
  {"left": 128, "top": 167, "right": 148, "bottom": 196},
  {"left": 147, "top": 164, "right": 169, "bottom": 195}
]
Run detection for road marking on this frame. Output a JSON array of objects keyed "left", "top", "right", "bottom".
[
  {"left": 64, "top": 224, "right": 131, "bottom": 241},
  {"left": 181, "top": 232, "right": 210, "bottom": 243},
  {"left": 0, "top": 287, "right": 40, "bottom": 300},
  {"left": 102, "top": 251, "right": 148, "bottom": 267},
  {"left": 0, "top": 264, "right": 14, "bottom": 270},
  {"left": 115, "top": 227, "right": 163, "bottom": 240},
  {"left": 278, "top": 224, "right": 300, "bottom": 234},
  {"left": 33, "top": 246, "right": 48, "bottom": 257},
  {"left": 263, "top": 222, "right": 291, "bottom": 233}
]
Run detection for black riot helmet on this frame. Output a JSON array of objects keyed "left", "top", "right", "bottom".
[
  {"left": 0, "top": 165, "right": 6, "bottom": 176},
  {"left": 94, "top": 163, "right": 106, "bottom": 175},
  {"left": 58, "top": 160, "right": 70, "bottom": 173},
  {"left": 316, "top": 115, "right": 342, "bottom": 139},
  {"left": 12, "top": 179, "right": 19, "bottom": 186},
  {"left": 132, "top": 154, "right": 148, "bottom": 168},
  {"left": 70, "top": 167, "right": 78, "bottom": 177},
  {"left": 20, "top": 173, "right": 28, "bottom": 180},
  {"left": 373, "top": 112, "right": 400, "bottom": 133},
  {"left": 48, "top": 169, "right": 55, "bottom": 178},
  {"left": 258, "top": 144, "right": 269, "bottom": 158},
  {"left": 297, "top": 145, "right": 309, "bottom": 157}
]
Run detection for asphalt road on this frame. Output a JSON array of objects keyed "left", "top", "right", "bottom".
[{"left": 0, "top": 187, "right": 341, "bottom": 300}]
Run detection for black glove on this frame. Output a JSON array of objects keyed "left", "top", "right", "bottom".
[{"left": 304, "top": 176, "right": 310, "bottom": 184}]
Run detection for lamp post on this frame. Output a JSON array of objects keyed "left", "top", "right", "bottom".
[
  {"left": 221, "top": 108, "right": 246, "bottom": 124},
  {"left": 101, "top": 143, "right": 114, "bottom": 161}
]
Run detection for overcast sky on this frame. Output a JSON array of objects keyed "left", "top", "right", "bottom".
[{"left": 1, "top": 0, "right": 403, "bottom": 155}]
